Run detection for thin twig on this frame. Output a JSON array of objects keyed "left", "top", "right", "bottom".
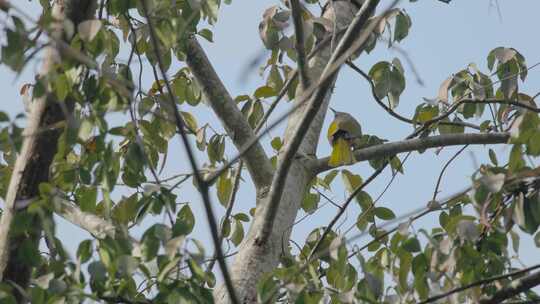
[
  {"left": 125, "top": 15, "right": 174, "bottom": 225},
  {"left": 258, "top": 0, "right": 394, "bottom": 246},
  {"left": 348, "top": 187, "right": 471, "bottom": 258},
  {"left": 431, "top": 145, "right": 469, "bottom": 202},
  {"left": 206, "top": 162, "right": 243, "bottom": 273},
  {"left": 344, "top": 151, "right": 412, "bottom": 235},
  {"left": 204, "top": 2, "right": 397, "bottom": 187},
  {"left": 419, "top": 264, "right": 540, "bottom": 304},
  {"left": 307, "top": 161, "right": 389, "bottom": 260},
  {"left": 139, "top": 1, "right": 239, "bottom": 303},
  {"left": 346, "top": 61, "right": 479, "bottom": 129}
]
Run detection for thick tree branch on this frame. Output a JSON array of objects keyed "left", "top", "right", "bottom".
[
  {"left": 257, "top": 0, "right": 385, "bottom": 245},
  {"left": 312, "top": 132, "right": 510, "bottom": 174},
  {"left": 53, "top": 198, "right": 116, "bottom": 240},
  {"left": 479, "top": 270, "right": 540, "bottom": 304},
  {"left": 214, "top": 2, "right": 366, "bottom": 302},
  {"left": 200, "top": 28, "right": 370, "bottom": 187},
  {"left": 185, "top": 37, "right": 273, "bottom": 189}
]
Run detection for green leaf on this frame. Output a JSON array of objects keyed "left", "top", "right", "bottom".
[
  {"left": 207, "top": 134, "right": 225, "bottom": 164},
  {"left": 323, "top": 170, "right": 339, "bottom": 188},
  {"left": 341, "top": 169, "right": 363, "bottom": 194},
  {"left": 411, "top": 253, "right": 428, "bottom": 277},
  {"left": 234, "top": 213, "right": 250, "bottom": 222},
  {"left": 399, "top": 252, "right": 412, "bottom": 291},
  {"left": 198, "top": 28, "right": 213, "bottom": 42},
  {"left": 78, "top": 119, "right": 94, "bottom": 142},
  {"left": 414, "top": 105, "right": 439, "bottom": 123},
  {"left": 88, "top": 261, "right": 107, "bottom": 281},
  {"left": 267, "top": 65, "right": 284, "bottom": 92},
  {"left": 77, "top": 186, "right": 97, "bottom": 212},
  {"left": 394, "top": 11, "right": 411, "bottom": 42},
  {"left": 369, "top": 61, "right": 405, "bottom": 108},
  {"left": 231, "top": 220, "right": 244, "bottom": 246},
  {"left": 369, "top": 61, "right": 392, "bottom": 100},
  {"left": 180, "top": 111, "right": 198, "bottom": 132},
  {"left": 248, "top": 100, "right": 264, "bottom": 128},
  {"left": 0, "top": 111, "right": 9, "bottom": 122},
  {"left": 509, "top": 145, "right": 525, "bottom": 172},
  {"left": 112, "top": 194, "right": 138, "bottom": 225},
  {"left": 254, "top": 85, "right": 276, "bottom": 98},
  {"left": 390, "top": 156, "right": 404, "bottom": 174},
  {"left": 302, "top": 192, "right": 320, "bottom": 214},
  {"left": 217, "top": 174, "right": 233, "bottom": 206},
  {"left": 77, "top": 240, "right": 93, "bottom": 263},
  {"left": 402, "top": 237, "right": 421, "bottom": 252},
  {"left": 374, "top": 207, "right": 396, "bottom": 220},
  {"left": 488, "top": 148, "right": 498, "bottom": 166},
  {"left": 54, "top": 74, "right": 69, "bottom": 101},
  {"left": 116, "top": 255, "right": 139, "bottom": 277},
  {"left": 270, "top": 137, "right": 282, "bottom": 151},
  {"left": 173, "top": 205, "right": 195, "bottom": 236}
]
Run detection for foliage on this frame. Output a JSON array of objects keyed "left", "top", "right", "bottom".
[{"left": 0, "top": 0, "right": 539, "bottom": 303}]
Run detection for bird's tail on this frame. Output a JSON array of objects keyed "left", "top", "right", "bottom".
[{"left": 329, "top": 138, "right": 355, "bottom": 167}]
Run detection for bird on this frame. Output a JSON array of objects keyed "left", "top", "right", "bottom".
[{"left": 327, "top": 107, "right": 362, "bottom": 167}]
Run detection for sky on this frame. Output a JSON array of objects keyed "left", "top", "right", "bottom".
[{"left": 1, "top": 0, "right": 539, "bottom": 290}]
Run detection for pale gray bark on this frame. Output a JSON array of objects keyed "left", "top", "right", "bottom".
[
  {"left": 214, "top": 2, "right": 359, "bottom": 302},
  {"left": 54, "top": 198, "right": 117, "bottom": 240},
  {"left": 311, "top": 132, "right": 510, "bottom": 174},
  {"left": 185, "top": 38, "right": 274, "bottom": 190},
  {"left": 479, "top": 270, "right": 540, "bottom": 304}
]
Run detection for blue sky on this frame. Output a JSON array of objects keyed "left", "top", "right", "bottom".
[{"left": 1, "top": 0, "right": 539, "bottom": 283}]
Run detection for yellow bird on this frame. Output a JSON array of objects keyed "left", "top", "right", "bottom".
[{"left": 327, "top": 107, "right": 362, "bottom": 167}]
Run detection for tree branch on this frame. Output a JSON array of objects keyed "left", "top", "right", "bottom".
[
  {"left": 206, "top": 161, "right": 243, "bottom": 273},
  {"left": 346, "top": 62, "right": 481, "bottom": 129},
  {"left": 348, "top": 187, "right": 472, "bottom": 258},
  {"left": 307, "top": 162, "right": 389, "bottom": 260},
  {"left": 419, "top": 264, "right": 540, "bottom": 304},
  {"left": 312, "top": 132, "right": 510, "bottom": 174},
  {"left": 479, "top": 270, "right": 540, "bottom": 304},
  {"left": 290, "top": 0, "right": 309, "bottom": 89},
  {"left": 432, "top": 144, "right": 468, "bottom": 202},
  {"left": 185, "top": 37, "right": 273, "bottom": 189},
  {"left": 54, "top": 198, "right": 117, "bottom": 240},
  {"left": 0, "top": 1, "right": 96, "bottom": 296},
  {"left": 257, "top": 0, "right": 385, "bottom": 245},
  {"left": 140, "top": 2, "right": 239, "bottom": 303}
]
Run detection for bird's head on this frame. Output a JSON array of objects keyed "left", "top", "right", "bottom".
[{"left": 329, "top": 107, "right": 349, "bottom": 119}]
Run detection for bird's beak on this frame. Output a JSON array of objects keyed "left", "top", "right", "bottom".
[{"left": 329, "top": 107, "right": 337, "bottom": 115}]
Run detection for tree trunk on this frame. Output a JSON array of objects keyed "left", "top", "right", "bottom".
[
  {"left": 214, "top": 2, "right": 359, "bottom": 302},
  {"left": 0, "top": 1, "right": 96, "bottom": 301}
]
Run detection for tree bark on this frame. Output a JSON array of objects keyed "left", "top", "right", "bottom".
[
  {"left": 214, "top": 2, "right": 359, "bottom": 302},
  {"left": 479, "top": 270, "right": 540, "bottom": 304},
  {"left": 311, "top": 132, "right": 510, "bottom": 174},
  {"left": 185, "top": 38, "right": 274, "bottom": 190},
  {"left": 0, "top": 1, "right": 96, "bottom": 300}
]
